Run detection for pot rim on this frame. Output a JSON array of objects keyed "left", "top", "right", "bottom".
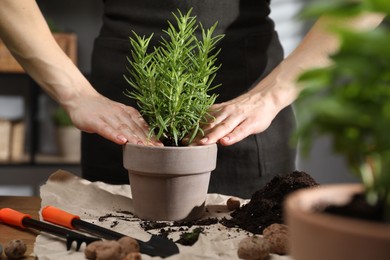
[
  {"left": 124, "top": 142, "right": 217, "bottom": 150},
  {"left": 123, "top": 142, "right": 217, "bottom": 174},
  {"left": 285, "top": 183, "right": 390, "bottom": 239}
]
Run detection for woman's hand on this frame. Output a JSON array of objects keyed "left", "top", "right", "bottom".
[
  {"left": 64, "top": 92, "right": 162, "bottom": 146},
  {"left": 197, "top": 82, "right": 287, "bottom": 146}
]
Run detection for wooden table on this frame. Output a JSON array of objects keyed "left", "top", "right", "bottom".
[{"left": 0, "top": 196, "right": 41, "bottom": 259}]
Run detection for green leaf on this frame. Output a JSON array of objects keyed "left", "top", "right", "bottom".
[{"left": 299, "top": 1, "right": 364, "bottom": 19}]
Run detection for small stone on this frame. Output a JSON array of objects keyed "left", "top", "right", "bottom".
[
  {"left": 122, "top": 252, "right": 142, "bottom": 260},
  {"left": 227, "top": 197, "right": 241, "bottom": 211},
  {"left": 85, "top": 240, "right": 122, "bottom": 260},
  {"left": 263, "top": 223, "right": 289, "bottom": 255},
  {"left": 118, "top": 236, "right": 140, "bottom": 256},
  {"left": 4, "top": 239, "right": 27, "bottom": 259},
  {"left": 85, "top": 241, "right": 104, "bottom": 259},
  {"left": 237, "top": 236, "right": 270, "bottom": 260}
]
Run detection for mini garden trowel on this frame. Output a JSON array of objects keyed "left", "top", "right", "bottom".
[{"left": 42, "top": 206, "right": 179, "bottom": 258}]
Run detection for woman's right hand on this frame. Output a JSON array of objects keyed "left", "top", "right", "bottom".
[{"left": 64, "top": 91, "right": 162, "bottom": 146}]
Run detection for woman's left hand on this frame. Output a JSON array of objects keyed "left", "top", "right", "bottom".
[{"left": 196, "top": 88, "right": 283, "bottom": 146}]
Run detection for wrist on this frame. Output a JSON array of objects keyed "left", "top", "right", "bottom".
[
  {"left": 249, "top": 63, "right": 299, "bottom": 113},
  {"left": 27, "top": 54, "right": 99, "bottom": 110},
  {"left": 58, "top": 73, "right": 100, "bottom": 112}
]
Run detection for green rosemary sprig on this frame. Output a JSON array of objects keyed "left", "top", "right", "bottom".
[{"left": 124, "top": 9, "right": 224, "bottom": 146}]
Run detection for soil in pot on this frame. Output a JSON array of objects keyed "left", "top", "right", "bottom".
[
  {"left": 323, "top": 193, "right": 387, "bottom": 223},
  {"left": 285, "top": 183, "right": 390, "bottom": 260}
]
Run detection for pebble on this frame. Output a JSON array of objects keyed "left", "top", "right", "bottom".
[
  {"left": 263, "top": 223, "right": 289, "bottom": 255},
  {"left": 226, "top": 197, "right": 241, "bottom": 211},
  {"left": 237, "top": 236, "right": 270, "bottom": 260},
  {"left": 4, "top": 239, "right": 27, "bottom": 259}
]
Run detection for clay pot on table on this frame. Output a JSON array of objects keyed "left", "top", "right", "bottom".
[
  {"left": 56, "top": 126, "right": 81, "bottom": 162},
  {"left": 123, "top": 143, "right": 217, "bottom": 221},
  {"left": 284, "top": 183, "right": 390, "bottom": 260}
]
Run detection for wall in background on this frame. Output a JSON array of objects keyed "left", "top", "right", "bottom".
[{"left": 270, "top": 0, "right": 304, "bottom": 56}]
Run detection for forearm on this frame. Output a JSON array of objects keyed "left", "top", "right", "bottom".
[
  {"left": 249, "top": 12, "right": 385, "bottom": 111},
  {"left": 0, "top": 0, "right": 98, "bottom": 110}
]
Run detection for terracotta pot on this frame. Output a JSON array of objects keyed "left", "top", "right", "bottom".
[
  {"left": 123, "top": 143, "right": 217, "bottom": 221},
  {"left": 285, "top": 183, "right": 390, "bottom": 260},
  {"left": 56, "top": 126, "right": 81, "bottom": 162}
]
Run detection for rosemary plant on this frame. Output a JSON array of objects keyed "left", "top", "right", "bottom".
[{"left": 124, "top": 9, "right": 224, "bottom": 146}]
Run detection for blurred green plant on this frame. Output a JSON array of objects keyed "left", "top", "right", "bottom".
[
  {"left": 124, "top": 9, "right": 224, "bottom": 146},
  {"left": 52, "top": 107, "right": 72, "bottom": 127},
  {"left": 295, "top": 0, "right": 390, "bottom": 221}
]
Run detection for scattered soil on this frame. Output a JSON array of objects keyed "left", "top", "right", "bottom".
[
  {"left": 140, "top": 218, "right": 220, "bottom": 231},
  {"left": 140, "top": 218, "right": 220, "bottom": 245},
  {"left": 97, "top": 170, "right": 319, "bottom": 245},
  {"left": 97, "top": 211, "right": 220, "bottom": 246},
  {"left": 221, "top": 171, "right": 319, "bottom": 234}
]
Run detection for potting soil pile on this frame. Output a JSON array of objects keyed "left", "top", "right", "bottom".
[
  {"left": 35, "top": 170, "right": 295, "bottom": 260},
  {"left": 223, "top": 171, "right": 319, "bottom": 234}
]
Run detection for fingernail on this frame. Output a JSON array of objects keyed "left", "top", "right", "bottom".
[
  {"left": 117, "top": 135, "right": 128, "bottom": 143},
  {"left": 200, "top": 137, "right": 209, "bottom": 144},
  {"left": 222, "top": 136, "right": 230, "bottom": 142}
]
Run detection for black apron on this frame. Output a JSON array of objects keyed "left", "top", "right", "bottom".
[{"left": 83, "top": 0, "right": 297, "bottom": 199}]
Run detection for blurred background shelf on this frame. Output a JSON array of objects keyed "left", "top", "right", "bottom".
[
  {"left": 0, "top": 0, "right": 103, "bottom": 196},
  {"left": 0, "top": 33, "right": 80, "bottom": 166},
  {"left": 0, "top": 153, "right": 80, "bottom": 165},
  {"left": 0, "top": 33, "right": 77, "bottom": 73}
]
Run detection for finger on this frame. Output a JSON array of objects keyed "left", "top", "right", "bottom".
[
  {"left": 78, "top": 118, "right": 136, "bottom": 145},
  {"left": 114, "top": 119, "right": 162, "bottom": 146},
  {"left": 89, "top": 112, "right": 151, "bottom": 146},
  {"left": 94, "top": 122, "right": 131, "bottom": 145},
  {"left": 123, "top": 119, "right": 162, "bottom": 146},
  {"left": 99, "top": 122, "right": 158, "bottom": 146},
  {"left": 121, "top": 106, "right": 149, "bottom": 131},
  {"left": 101, "top": 107, "right": 159, "bottom": 146},
  {"left": 201, "top": 107, "right": 229, "bottom": 132},
  {"left": 218, "top": 120, "right": 254, "bottom": 146},
  {"left": 199, "top": 116, "right": 242, "bottom": 144}
]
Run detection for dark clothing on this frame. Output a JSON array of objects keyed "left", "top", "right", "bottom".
[{"left": 83, "top": 0, "right": 297, "bottom": 199}]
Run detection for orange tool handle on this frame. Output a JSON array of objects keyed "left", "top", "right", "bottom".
[
  {"left": 0, "top": 208, "right": 31, "bottom": 228},
  {"left": 42, "top": 206, "right": 80, "bottom": 229}
]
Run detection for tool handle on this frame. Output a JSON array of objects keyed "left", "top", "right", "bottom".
[
  {"left": 42, "top": 205, "right": 125, "bottom": 240},
  {"left": 42, "top": 206, "right": 80, "bottom": 229},
  {"left": 72, "top": 218, "right": 125, "bottom": 240},
  {"left": 24, "top": 218, "right": 70, "bottom": 238},
  {"left": 20, "top": 217, "right": 101, "bottom": 250},
  {"left": 1, "top": 207, "right": 72, "bottom": 238},
  {"left": 0, "top": 208, "right": 31, "bottom": 228}
]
